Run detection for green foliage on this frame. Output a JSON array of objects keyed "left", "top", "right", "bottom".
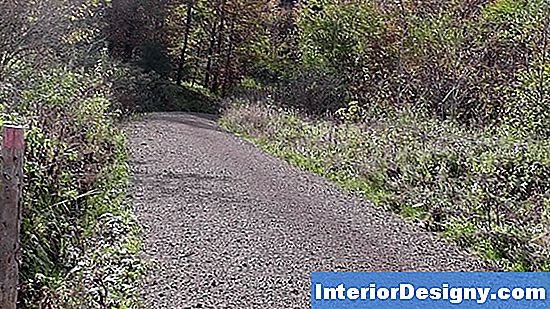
[
  {"left": 1, "top": 63, "right": 144, "bottom": 307},
  {"left": 158, "top": 0, "right": 272, "bottom": 93},
  {"left": 0, "top": 0, "right": 150, "bottom": 305},
  {"left": 221, "top": 103, "right": 550, "bottom": 271},
  {"left": 299, "top": 0, "right": 388, "bottom": 74},
  {"left": 239, "top": 77, "right": 264, "bottom": 92},
  {"left": 287, "top": 0, "right": 550, "bottom": 134},
  {"left": 501, "top": 63, "right": 550, "bottom": 139},
  {"left": 335, "top": 101, "right": 366, "bottom": 123}
]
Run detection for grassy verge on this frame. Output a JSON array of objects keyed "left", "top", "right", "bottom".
[
  {"left": 60, "top": 135, "right": 145, "bottom": 308},
  {"left": 1, "top": 67, "right": 146, "bottom": 308},
  {"left": 220, "top": 102, "right": 550, "bottom": 271}
]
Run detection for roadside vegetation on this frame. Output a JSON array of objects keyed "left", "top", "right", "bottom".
[
  {"left": 221, "top": 103, "right": 549, "bottom": 271},
  {"left": 1, "top": 1, "right": 146, "bottom": 307}
]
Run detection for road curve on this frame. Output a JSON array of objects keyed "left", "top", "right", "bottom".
[{"left": 127, "top": 112, "right": 486, "bottom": 309}]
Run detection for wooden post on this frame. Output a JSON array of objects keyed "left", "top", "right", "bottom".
[{"left": 0, "top": 125, "right": 24, "bottom": 309}]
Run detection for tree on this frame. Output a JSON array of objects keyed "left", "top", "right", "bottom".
[{"left": 176, "top": 0, "right": 195, "bottom": 84}]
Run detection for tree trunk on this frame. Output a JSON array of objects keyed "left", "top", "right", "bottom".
[
  {"left": 176, "top": 0, "right": 195, "bottom": 85},
  {"left": 204, "top": 22, "right": 218, "bottom": 88},
  {"left": 221, "top": 21, "right": 236, "bottom": 96},
  {"left": 211, "top": 1, "right": 226, "bottom": 93},
  {"left": 205, "top": 0, "right": 226, "bottom": 91}
]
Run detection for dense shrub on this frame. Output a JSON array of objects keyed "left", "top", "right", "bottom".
[
  {"left": 274, "top": 69, "right": 348, "bottom": 115},
  {"left": 221, "top": 103, "right": 550, "bottom": 271}
]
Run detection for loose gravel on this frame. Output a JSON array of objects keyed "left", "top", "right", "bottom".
[{"left": 127, "top": 112, "right": 487, "bottom": 309}]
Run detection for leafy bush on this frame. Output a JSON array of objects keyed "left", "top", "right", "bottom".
[
  {"left": 109, "top": 62, "right": 220, "bottom": 114},
  {"left": 221, "top": 103, "right": 550, "bottom": 271},
  {"left": 292, "top": 0, "right": 550, "bottom": 132},
  {"left": 500, "top": 62, "right": 550, "bottom": 139},
  {"left": 274, "top": 69, "right": 348, "bottom": 116},
  {"left": 299, "top": 0, "right": 390, "bottom": 75}
]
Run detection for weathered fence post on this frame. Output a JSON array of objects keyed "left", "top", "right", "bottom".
[{"left": 0, "top": 125, "right": 24, "bottom": 309}]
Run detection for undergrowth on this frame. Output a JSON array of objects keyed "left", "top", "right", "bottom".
[
  {"left": 1, "top": 65, "right": 146, "bottom": 308},
  {"left": 220, "top": 102, "right": 550, "bottom": 272}
]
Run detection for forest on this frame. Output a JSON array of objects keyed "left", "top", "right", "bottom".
[{"left": 1, "top": 0, "right": 549, "bottom": 307}]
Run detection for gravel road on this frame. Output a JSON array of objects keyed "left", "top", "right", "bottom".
[{"left": 127, "top": 112, "right": 486, "bottom": 309}]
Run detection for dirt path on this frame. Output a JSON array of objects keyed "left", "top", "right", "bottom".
[{"left": 128, "top": 112, "right": 485, "bottom": 308}]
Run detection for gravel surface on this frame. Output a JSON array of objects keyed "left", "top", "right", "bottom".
[{"left": 127, "top": 112, "right": 487, "bottom": 309}]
